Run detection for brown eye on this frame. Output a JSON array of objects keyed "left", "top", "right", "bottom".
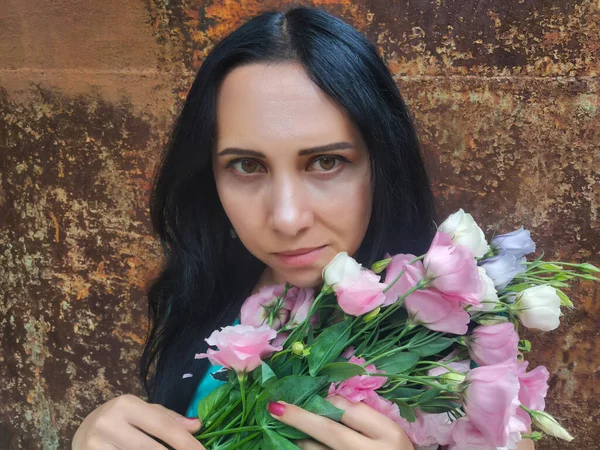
[
  {"left": 314, "top": 156, "right": 339, "bottom": 171},
  {"left": 231, "top": 159, "right": 261, "bottom": 174}
]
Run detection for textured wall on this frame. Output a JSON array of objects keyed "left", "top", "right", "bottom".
[{"left": 0, "top": 1, "right": 598, "bottom": 449}]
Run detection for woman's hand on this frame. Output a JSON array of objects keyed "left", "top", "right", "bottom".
[
  {"left": 267, "top": 395, "right": 415, "bottom": 450},
  {"left": 72, "top": 394, "right": 206, "bottom": 449}
]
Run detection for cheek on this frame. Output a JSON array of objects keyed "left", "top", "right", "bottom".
[
  {"left": 316, "top": 173, "right": 373, "bottom": 248},
  {"left": 216, "top": 182, "right": 263, "bottom": 239}
]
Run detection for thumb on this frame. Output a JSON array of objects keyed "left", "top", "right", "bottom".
[{"left": 152, "top": 403, "right": 203, "bottom": 433}]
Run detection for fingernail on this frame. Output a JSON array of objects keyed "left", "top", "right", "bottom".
[{"left": 267, "top": 401, "right": 285, "bottom": 416}]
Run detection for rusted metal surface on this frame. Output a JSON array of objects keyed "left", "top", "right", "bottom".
[{"left": 1, "top": 1, "right": 597, "bottom": 448}]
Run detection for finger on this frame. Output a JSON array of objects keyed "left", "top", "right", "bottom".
[
  {"left": 296, "top": 439, "right": 332, "bottom": 450},
  {"left": 107, "top": 424, "right": 171, "bottom": 450},
  {"left": 151, "top": 403, "right": 203, "bottom": 433},
  {"left": 123, "top": 402, "right": 205, "bottom": 449},
  {"left": 268, "top": 401, "right": 370, "bottom": 450},
  {"left": 326, "top": 395, "right": 402, "bottom": 440}
]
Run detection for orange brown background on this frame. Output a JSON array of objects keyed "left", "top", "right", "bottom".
[{"left": 0, "top": 1, "right": 598, "bottom": 449}]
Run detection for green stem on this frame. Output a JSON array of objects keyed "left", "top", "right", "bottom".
[
  {"left": 202, "top": 399, "right": 242, "bottom": 434},
  {"left": 205, "top": 411, "right": 243, "bottom": 447},
  {"left": 224, "top": 432, "right": 261, "bottom": 450},
  {"left": 197, "top": 426, "right": 263, "bottom": 440},
  {"left": 382, "top": 255, "right": 425, "bottom": 294},
  {"left": 239, "top": 375, "right": 247, "bottom": 425},
  {"left": 367, "top": 371, "right": 453, "bottom": 390}
]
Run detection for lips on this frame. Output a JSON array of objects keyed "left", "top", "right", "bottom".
[
  {"left": 275, "top": 246, "right": 326, "bottom": 256},
  {"left": 273, "top": 245, "right": 328, "bottom": 268}
]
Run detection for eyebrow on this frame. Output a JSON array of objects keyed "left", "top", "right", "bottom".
[{"left": 217, "top": 141, "right": 354, "bottom": 158}]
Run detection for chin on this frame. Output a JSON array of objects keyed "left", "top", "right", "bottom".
[{"left": 278, "top": 268, "right": 324, "bottom": 289}]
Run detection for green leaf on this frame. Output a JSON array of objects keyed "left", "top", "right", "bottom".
[
  {"left": 416, "top": 387, "right": 442, "bottom": 404},
  {"left": 411, "top": 337, "right": 454, "bottom": 357},
  {"left": 246, "top": 388, "right": 258, "bottom": 414},
  {"left": 256, "top": 375, "right": 329, "bottom": 425},
  {"left": 503, "top": 283, "right": 535, "bottom": 292},
  {"left": 262, "top": 429, "right": 301, "bottom": 449},
  {"left": 318, "top": 362, "right": 367, "bottom": 382},
  {"left": 408, "top": 327, "right": 431, "bottom": 344},
  {"left": 196, "top": 383, "right": 232, "bottom": 422},
  {"left": 539, "top": 263, "right": 564, "bottom": 271},
  {"left": 260, "top": 361, "right": 278, "bottom": 387},
  {"left": 580, "top": 262, "right": 600, "bottom": 274},
  {"left": 307, "top": 319, "right": 352, "bottom": 376},
  {"left": 418, "top": 399, "right": 461, "bottom": 413},
  {"left": 387, "top": 387, "right": 423, "bottom": 399},
  {"left": 373, "top": 351, "right": 419, "bottom": 374},
  {"left": 307, "top": 324, "right": 315, "bottom": 346},
  {"left": 274, "top": 424, "right": 310, "bottom": 440},
  {"left": 392, "top": 398, "right": 416, "bottom": 422},
  {"left": 304, "top": 395, "right": 344, "bottom": 421}
]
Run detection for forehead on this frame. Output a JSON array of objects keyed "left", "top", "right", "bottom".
[{"left": 215, "top": 62, "right": 360, "bottom": 148}]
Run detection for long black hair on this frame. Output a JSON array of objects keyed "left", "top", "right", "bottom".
[{"left": 140, "top": 5, "right": 437, "bottom": 414}]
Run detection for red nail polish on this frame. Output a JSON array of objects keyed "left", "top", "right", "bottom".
[{"left": 267, "top": 401, "right": 285, "bottom": 416}]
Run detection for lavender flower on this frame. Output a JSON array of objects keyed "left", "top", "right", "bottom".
[
  {"left": 491, "top": 226, "right": 536, "bottom": 260},
  {"left": 478, "top": 249, "right": 527, "bottom": 290}
]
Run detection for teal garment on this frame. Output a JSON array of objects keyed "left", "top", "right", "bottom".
[{"left": 186, "top": 318, "right": 240, "bottom": 418}]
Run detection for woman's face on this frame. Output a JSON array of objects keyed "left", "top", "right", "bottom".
[{"left": 212, "top": 62, "right": 373, "bottom": 288}]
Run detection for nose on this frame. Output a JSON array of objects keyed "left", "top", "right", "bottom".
[{"left": 267, "top": 173, "right": 314, "bottom": 237}]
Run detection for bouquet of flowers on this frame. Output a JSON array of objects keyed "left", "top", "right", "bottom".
[{"left": 188, "top": 209, "right": 598, "bottom": 449}]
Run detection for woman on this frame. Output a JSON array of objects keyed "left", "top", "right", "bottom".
[{"left": 73, "top": 6, "right": 534, "bottom": 450}]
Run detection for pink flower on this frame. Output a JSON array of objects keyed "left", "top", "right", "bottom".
[
  {"left": 286, "top": 287, "right": 317, "bottom": 329},
  {"left": 327, "top": 357, "right": 404, "bottom": 430},
  {"left": 383, "top": 253, "right": 422, "bottom": 306},
  {"left": 461, "top": 362, "right": 521, "bottom": 447},
  {"left": 427, "top": 359, "right": 472, "bottom": 377},
  {"left": 466, "top": 323, "right": 519, "bottom": 366},
  {"left": 271, "top": 331, "right": 289, "bottom": 348},
  {"left": 448, "top": 415, "right": 526, "bottom": 450},
  {"left": 336, "top": 270, "right": 388, "bottom": 316},
  {"left": 323, "top": 252, "right": 387, "bottom": 316},
  {"left": 404, "top": 288, "right": 471, "bottom": 335},
  {"left": 240, "top": 284, "right": 295, "bottom": 330},
  {"left": 327, "top": 356, "right": 386, "bottom": 401},
  {"left": 363, "top": 393, "right": 403, "bottom": 424},
  {"left": 394, "top": 410, "right": 455, "bottom": 448},
  {"left": 341, "top": 346, "right": 356, "bottom": 359},
  {"left": 195, "top": 324, "right": 282, "bottom": 374},
  {"left": 515, "top": 361, "right": 549, "bottom": 427},
  {"left": 448, "top": 417, "right": 495, "bottom": 450},
  {"left": 423, "top": 231, "right": 482, "bottom": 306}
]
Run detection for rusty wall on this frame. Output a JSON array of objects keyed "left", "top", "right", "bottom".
[{"left": 0, "top": 1, "right": 598, "bottom": 449}]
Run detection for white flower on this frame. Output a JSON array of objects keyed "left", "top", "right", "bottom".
[
  {"left": 530, "top": 410, "right": 574, "bottom": 441},
  {"left": 322, "top": 251, "right": 362, "bottom": 288},
  {"left": 514, "top": 285, "right": 561, "bottom": 331},
  {"left": 438, "top": 208, "right": 491, "bottom": 258},
  {"left": 475, "top": 266, "right": 499, "bottom": 312}
]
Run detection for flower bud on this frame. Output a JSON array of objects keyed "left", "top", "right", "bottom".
[
  {"left": 439, "top": 371, "right": 466, "bottom": 386},
  {"left": 555, "top": 289, "right": 574, "bottom": 308},
  {"left": 371, "top": 257, "right": 392, "bottom": 274},
  {"left": 579, "top": 262, "right": 599, "bottom": 273},
  {"left": 522, "top": 431, "right": 543, "bottom": 441},
  {"left": 530, "top": 410, "right": 574, "bottom": 442},
  {"left": 363, "top": 307, "right": 381, "bottom": 322},
  {"left": 513, "top": 285, "right": 561, "bottom": 331},
  {"left": 291, "top": 341, "right": 305, "bottom": 356},
  {"left": 475, "top": 314, "right": 510, "bottom": 325},
  {"left": 518, "top": 339, "right": 532, "bottom": 352}
]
